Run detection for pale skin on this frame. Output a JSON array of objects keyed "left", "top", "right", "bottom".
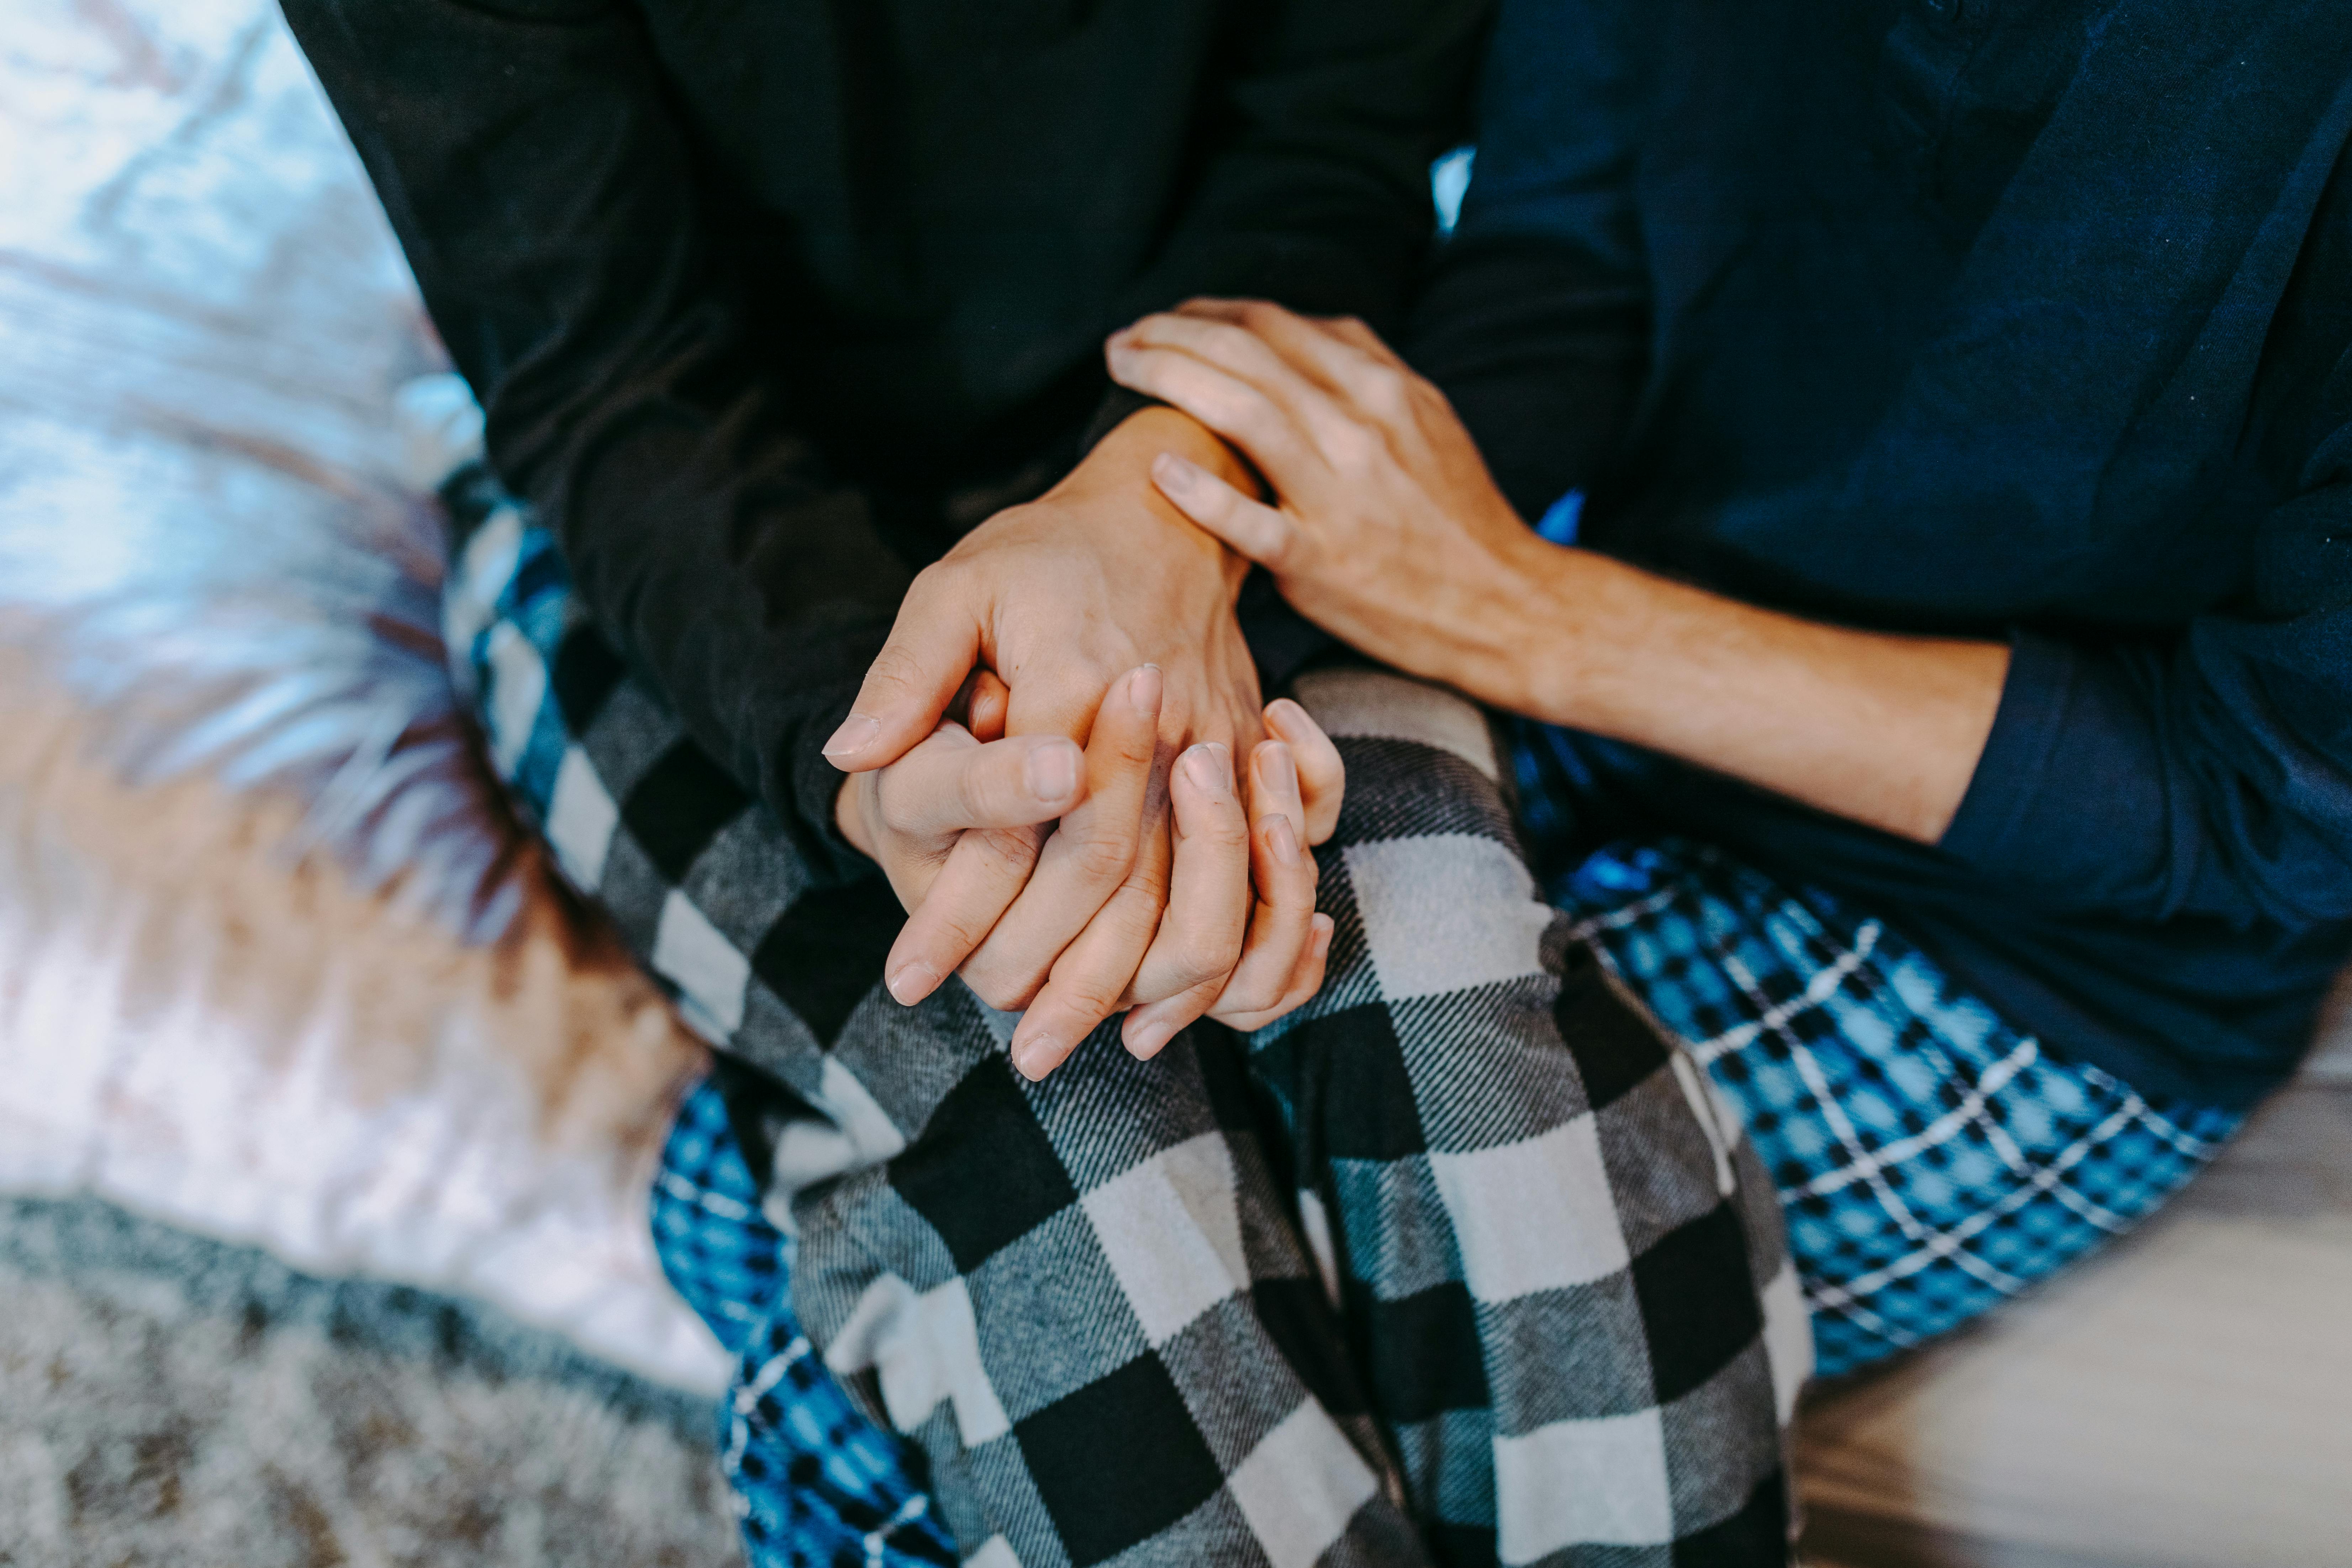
[
  {"left": 1103, "top": 300, "right": 2012, "bottom": 844},
  {"left": 824, "top": 406, "right": 1345, "bottom": 1081}
]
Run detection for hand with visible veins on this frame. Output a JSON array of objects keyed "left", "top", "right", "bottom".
[
  {"left": 1105, "top": 298, "right": 2007, "bottom": 846},
  {"left": 827, "top": 405, "right": 1347, "bottom": 1079}
]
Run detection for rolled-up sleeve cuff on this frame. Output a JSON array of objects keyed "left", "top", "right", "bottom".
[{"left": 1938, "top": 630, "right": 2171, "bottom": 902}]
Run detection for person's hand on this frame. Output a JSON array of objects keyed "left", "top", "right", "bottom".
[
  {"left": 837, "top": 663, "right": 1345, "bottom": 1078},
  {"left": 825, "top": 407, "right": 1345, "bottom": 1076},
  {"left": 1104, "top": 301, "right": 1549, "bottom": 703},
  {"left": 1118, "top": 717, "right": 1343, "bottom": 1060},
  {"left": 1109, "top": 299, "right": 2013, "bottom": 847}
]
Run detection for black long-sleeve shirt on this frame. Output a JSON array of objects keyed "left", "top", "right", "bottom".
[
  {"left": 286, "top": 0, "right": 1487, "bottom": 881},
  {"left": 1413, "top": 0, "right": 2352, "bottom": 1107}
]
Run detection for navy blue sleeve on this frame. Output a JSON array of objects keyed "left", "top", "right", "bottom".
[
  {"left": 1944, "top": 142, "right": 2352, "bottom": 935},
  {"left": 1945, "top": 489, "right": 2352, "bottom": 932},
  {"left": 1404, "top": 0, "right": 1651, "bottom": 522}
]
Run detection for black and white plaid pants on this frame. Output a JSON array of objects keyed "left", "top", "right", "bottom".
[{"left": 447, "top": 491, "right": 1806, "bottom": 1568}]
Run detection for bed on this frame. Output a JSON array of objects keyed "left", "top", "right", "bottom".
[{"left": 2, "top": 4, "right": 2344, "bottom": 1563}]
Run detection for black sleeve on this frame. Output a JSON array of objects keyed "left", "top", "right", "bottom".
[
  {"left": 1111, "top": 0, "right": 1492, "bottom": 332},
  {"left": 1084, "top": 0, "right": 1497, "bottom": 445},
  {"left": 284, "top": 0, "right": 900, "bottom": 884},
  {"left": 1403, "top": 0, "right": 1652, "bottom": 523},
  {"left": 288, "top": 0, "right": 1488, "bottom": 878}
]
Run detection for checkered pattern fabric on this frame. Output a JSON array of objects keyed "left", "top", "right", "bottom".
[
  {"left": 653, "top": 1081, "right": 957, "bottom": 1567},
  {"left": 442, "top": 480, "right": 1800, "bottom": 1568},
  {"left": 1535, "top": 836, "right": 2243, "bottom": 1378}
]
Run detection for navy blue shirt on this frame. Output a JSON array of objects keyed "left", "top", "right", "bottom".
[{"left": 1411, "top": 0, "right": 2352, "bottom": 1108}]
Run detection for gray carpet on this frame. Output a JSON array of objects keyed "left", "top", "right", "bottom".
[{"left": 0, "top": 1195, "right": 743, "bottom": 1567}]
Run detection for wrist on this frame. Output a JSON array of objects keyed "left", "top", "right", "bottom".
[
  {"left": 1438, "top": 532, "right": 1602, "bottom": 723},
  {"left": 1055, "top": 406, "right": 1256, "bottom": 598},
  {"left": 1509, "top": 546, "right": 1650, "bottom": 732}
]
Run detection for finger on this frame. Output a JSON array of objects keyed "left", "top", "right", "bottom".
[
  {"left": 1010, "top": 840, "right": 1171, "bottom": 1080},
  {"left": 1150, "top": 453, "right": 1298, "bottom": 568},
  {"left": 1314, "top": 313, "right": 1411, "bottom": 369},
  {"left": 1252, "top": 737, "right": 1307, "bottom": 848},
  {"left": 1125, "top": 741, "right": 1251, "bottom": 1008},
  {"left": 882, "top": 823, "right": 1045, "bottom": 1005},
  {"left": 872, "top": 729, "right": 1085, "bottom": 838},
  {"left": 1112, "top": 312, "right": 1355, "bottom": 447},
  {"left": 967, "top": 668, "right": 1011, "bottom": 743},
  {"left": 1104, "top": 333, "right": 1327, "bottom": 491},
  {"left": 1215, "top": 913, "right": 1334, "bottom": 1033},
  {"left": 1204, "top": 742, "right": 1319, "bottom": 1020},
  {"left": 824, "top": 575, "right": 985, "bottom": 773},
  {"left": 1125, "top": 307, "right": 1336, "bottom": 412},
  {"left": 961, "top": 664, "right": 1163, "bottom": 1014},
  {"left": 1177, "top": 299, "right": 1408, "bottom": 413},
  {"left": 1120, "top": 974, "right": 1222, "bottom": 1062},
  {"left": 1263, "top": 696, "right": 1345, "bottom": 845}
]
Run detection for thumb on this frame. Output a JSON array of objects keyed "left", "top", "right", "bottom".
[
  {"left": 1151, "top": 453, "right": 1297, "bottom": 569},
  {"left": 823, "top": 581, "right": 983, "bottom": 773}
]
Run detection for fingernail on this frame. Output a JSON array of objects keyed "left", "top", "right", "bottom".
[
  {"left": 1266, "top": 814, "right": 1300, "bottom": 866},
  {"left": 1127, "top": 1014, "right": 1176, "bottom": 1060},
  {"left": 823, "top": 713, "right": 879, "bottom": 760},
  {"left": 1026, "top": 741, "right": 1080, "bottom": 803},
  {"left": 1128, "top": 664, "right": 1164, "bottom": 713},
  {"left": 885, "top": 961, "right": 939, "bottom": 1006},
  {"left": 1260, "top": 741, "right": 1297, "bottom": 795},
  {"left": 1264, "top": 698, "right": 1309, "bottom": 738},
  {"left": 1012, "top": 1033, "right": 1061, "bottom": 1081},
  {"left": 1153, "top": 453, "right": 1197, "bottom": 495},
  {"left": 1182, "top": 743, "right": 1228, "bottom": 798}
]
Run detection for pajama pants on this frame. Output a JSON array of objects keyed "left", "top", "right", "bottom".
[{"left": 444, "top": 479, "right": 2234, "bottom": 1568}]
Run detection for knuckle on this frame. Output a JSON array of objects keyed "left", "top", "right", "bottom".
[
  {"left": 1360, "top": 366, "right": 1412, "bottom": 417},
  {"left": 955, "top": 757, "right": 1000, "bottom": 822},
  {"left": 1052, "top": 967, "right": 1126, "bottom": 1016},
  {"left": 925, "top": 900, "right": 994, "bottom": 957},
  {"left": 900, "top": 563, "right": 960, "bottom": 616},
  {"left": 1258, "top": 526, "right": 1301, "bottom": 571},
  {"left": 1178, "top": 934, "right": 1242, "bottom": 991},
  {"left": 1223, "top": 979, "right": 1283, "bottom": 1018},
  {"left": 862, "top": 642, "right": 930, "bottom": 698},
  {"left": 871, "top": 774, "right": 913, "bottom": 831},
  {"left": 974, "top": 825, "right": 1041, "bottom": 876},
  {"left": 1067, "top": 830, "right": 1139, "bottom": 886},
  {"left": 1205, "top": 384, "right": 1259, "bottom": 431},
  {"left": 1125, "top": 854, "right": 1172, "bottom": 903},
  {"left": 1201, "top": 813, "right": 1251, "bottom": 854},
  {"left": 1326, "top": 424, "right": 1383, "bottom": 475},
  {"left": 1203, "top": 319, "right": 1259, "bottom": 357},
  {"left": 1235, "top": 384, "right": 1286, "bottom": 428}
]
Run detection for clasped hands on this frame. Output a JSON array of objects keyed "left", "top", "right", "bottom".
[{"left": 822, "top": 405, "right": 1345, "bottom": 1081}]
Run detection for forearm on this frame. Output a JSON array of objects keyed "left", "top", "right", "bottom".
[{"left": 1476, "top": 544, "right": 2010, "bottom": 843}]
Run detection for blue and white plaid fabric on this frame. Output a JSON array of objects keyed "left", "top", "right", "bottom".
[
  {"left": 652, "top": 1086, "right": 957, "bottom": 1568},
  {"left": 1522, "top": 819, "right": 2242, "bottom": 1379}
]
